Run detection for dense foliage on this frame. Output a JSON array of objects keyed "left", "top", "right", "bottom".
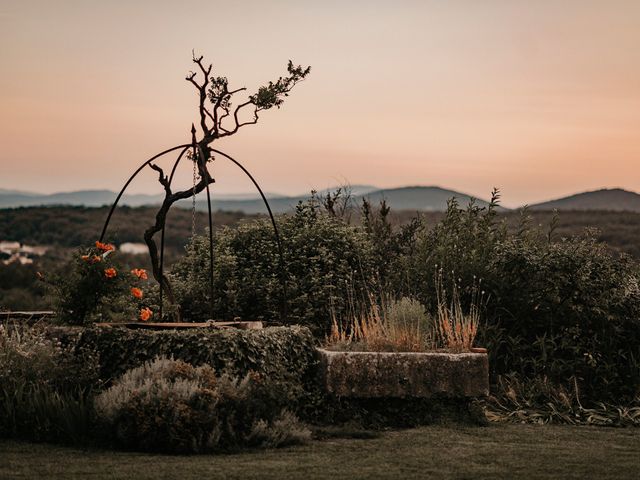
[
  {"left": 51, "top": 243, "right": 153, "bottom": 325},
  {"left": 3, "top": 205, "right": 640, "bottom": 312},
  {"left": 0, "top": 324, "right": 322, "bottom": 448},
  {"left": 77, "top": 325, "right": 316, "bottom": 386},
  {"left": 95, "top": 357, "right": 310, "bottom": 453},
  {"left": 171, "top": 200, "right": 378, "bottom": 332},
  {"left": 0, "top": 324, "right": 99, "bottom": 442},
  {"left": 171, "top": 193, "right": 640, "bottom": 405},
  {"left": 0, "top": 206, "right": 253, "bottom": 250},
  {"left": 400, "top": 196, "right": 640, "bottom": 403}
]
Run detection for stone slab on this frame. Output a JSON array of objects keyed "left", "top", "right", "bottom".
[{"left": 317, "top": 348, "right": 489, "bottom": 398}]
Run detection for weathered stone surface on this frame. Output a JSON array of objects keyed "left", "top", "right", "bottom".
[{"left": 317, "top": 348, "right": 489, "bottom": 398}]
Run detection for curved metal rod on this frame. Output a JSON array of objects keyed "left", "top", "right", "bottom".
[
  {"left": 210, "top": 148, "right": 288, "bottom": 320},
  {"left": 99, "top": 144, "right": 191, "bottom": 242},
  {"left": 196, "top": 144, "right": 216, "bottom": 320},
  {"left": 158, "top": 146, "right": 191, "bottom": 320}
]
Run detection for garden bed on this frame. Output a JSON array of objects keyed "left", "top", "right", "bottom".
[{"left": 317, "top": 348, "right": 489, "bottom": 398}]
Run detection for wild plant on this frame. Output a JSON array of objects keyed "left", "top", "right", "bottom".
[
  {"left": 328, "top": 295, "right": 434, "bottom": 352},
  {"left": 95, "top": 357, "right": 310, "bottom": 453},
  {"left": 0, "top": 323, "right": 99, "bottom": 442},
  {"left": 434, "top": 270, "right": 482, "bottom": 352},
  {"left": 486, "top": 374, "right": 640, "bottom": 426}
]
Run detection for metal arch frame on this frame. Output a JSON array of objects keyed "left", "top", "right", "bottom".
[
  {"left": 211, "top": 148, "right": 288, "bottom": 321},
  {"left": 99, "top": 144, "right": 191, "bottom": 243},
  {"left": 99, "top": 140, "right": 287, "bottom": 322}
]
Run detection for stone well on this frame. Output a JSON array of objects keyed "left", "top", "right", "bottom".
[{"left": 317, "top": 348, "right": 489, "bottom": 398}]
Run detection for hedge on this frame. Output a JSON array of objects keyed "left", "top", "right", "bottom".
[
  {"left": 74, "top": 325, "right": 317, "bottom": 386},
  {"left": 39, "top": 324, "right": 486, "bottom": 428}
]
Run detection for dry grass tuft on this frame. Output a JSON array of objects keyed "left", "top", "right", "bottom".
[
  {"left": 434, "top": 272, "right": 480, "bottom": 352},
  {"left": 328, "top": 296, "right": 433, "bottom": 352}
]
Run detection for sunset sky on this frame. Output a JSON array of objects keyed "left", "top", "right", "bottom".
[{"left": 1, "top": 0, "right": 639, "bottom": 207}]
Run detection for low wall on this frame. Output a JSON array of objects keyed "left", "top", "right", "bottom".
[{"left": 317, "top": 348, "right": 489, "bottom": 398}]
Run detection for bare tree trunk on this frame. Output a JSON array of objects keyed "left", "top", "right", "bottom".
[{"left": 145, "top": 144, "right": 214, "bottom": 321}]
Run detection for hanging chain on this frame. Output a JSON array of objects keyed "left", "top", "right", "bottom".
[{"left": 191, "top": 152, "right": 198, "bottom": 239}]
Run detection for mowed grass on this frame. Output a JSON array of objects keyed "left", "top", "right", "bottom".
[{"left": 1, "top": 424, "right": 639, "bottom": 480}]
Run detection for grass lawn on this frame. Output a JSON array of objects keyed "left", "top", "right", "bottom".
[{"left": 1, "top": 424, "right": 638, "bottom": 479}]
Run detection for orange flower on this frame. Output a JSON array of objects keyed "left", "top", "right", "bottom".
[
  {"left": 139, "top": 307, "right": 152, "bottom": 321},
  {"left": 92, "top": 255, "right": 102, "bottom": 263},
  {"left": 95, "top": 241, "right": 115, "bottom": 252},
  {"left": 104, "top": 267, "right": 117, "bottom": 279},
  {"left": 131, "top": 287, "right": 143, "bottom": 299},
  {"left": 81, "top": 255, "right": 90, "bottom": 262},
  {"left": 131, "top": 268, "right": 148, "bottom": 280}
]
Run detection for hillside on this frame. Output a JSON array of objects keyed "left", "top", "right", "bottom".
[
  {"left": 0, "top": 185, "right": 495, "bottom": 213},
  {"left": 530, "top": 188, "right": 640, "bottom": 212},
  {"left": 0, "top": 189, "right": 282, "bottom": 209},
  {"left": 0, "top": 190, "right": 159, "bottom": 208},
  {"left": 194, "top": 186, "right": 495, "bottom": 213},
  {"left": 360, "top": 186, "right": 495, "bottom": 211},
  {"left": 0, "top": 206, "right": 256, "bottom": 250}
]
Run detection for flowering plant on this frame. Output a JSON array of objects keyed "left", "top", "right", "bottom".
[{"left": 51, "top": 241, "right": 153, "bottom": 325}]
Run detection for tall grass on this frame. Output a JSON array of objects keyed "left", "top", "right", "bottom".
[
  {"left": 328, "top": 296, "right": 434, "bottom": 352},
  {"left": 0, "top": 322, "right": 99, "bottom": 443},
  {"left": 0, "top": 382, "right": 94, "bottom": 443},
  {"left": 486, "top": 374, "right": 640, "bottom": 426},
  {"left": 327, "top": 273, "right": 482, "bottom": 352},
  {"left": 434, "top": 271, "right": 481, "bottom": 352}
]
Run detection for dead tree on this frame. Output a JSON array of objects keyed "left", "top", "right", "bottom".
[{"left": 143, "top": 54, "right": 310, "bottom": 318}]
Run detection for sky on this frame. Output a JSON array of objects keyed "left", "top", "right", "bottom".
[{"left": 1, "top": 0, "right": 639, "bottom": 208}]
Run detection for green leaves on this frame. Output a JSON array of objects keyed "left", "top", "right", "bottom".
[
  {"left": 77, "top": 326, "right": 316, "bottom": 387},
  {"left": 250, "top": 61, "right": 311, "bottom": 111},
  {"left": 172, "top": 201, "right": 376, "bottom": 333}
]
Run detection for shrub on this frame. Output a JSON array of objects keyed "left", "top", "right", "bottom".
[
  {"left": 404, "top": 194, "right": 640, "bottom": 403},
  {"left": 95, "top": 357, "right": 221, "bottom": 453},
  {"left": 51, "top": 242, "right": 153, "bottom": 325},
  {"left": 434, "top": 272, "right": 480, "bottom": 352},
  {"left": 95, "top": 357, "right": 310, "bottom": 453},
  {"left": 327, "top": 296, "right": 434, "bottom": 352},
  {"left": 486, "top": 374, "right": 640, "bottom": 426},
  {"left": 0, "top": 324, "right": 100, "bottom": 398},
  {"left": 0, "top": 381, "right": 94, "bottom": 443},
  {"left": 482, "top": 235, "right": 640, "bottom": 402},
  {"left": 0, "top": 323, "right": 99, "bottom": 442},
  {"left": 76, "top": 325, "right": 316, "bottom": 388},
  {"left": 170, "top": 200, "right": 377, "bottom": 332}
]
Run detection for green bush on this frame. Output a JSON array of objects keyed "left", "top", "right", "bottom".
[
  {"left": 486, "top": 374, "right": 640, "bottom": 426},
  {"left": 170, "top": 200, "right": 377, "bottom": 332},
  {"left": 51, "top": 242, "right": 154, "bottom": 325},
  {"left": 404, "top": 196, "right": 640, "bottom": 404},
  {"left": 482, "top": 236, "right": 640, "bottom": 402},
  {"left": 95, "top": 357, "right": 311, "bottom": 453},
  {"left": 76, "top": 325, "right": 317, "bottom": 387},
  {"left": 0, "top": 324, "right": 99, "bottom": 442},
  {"left": 0, "top": 381, "right": 94, "bottom": 443},
  {"left": 169, "top": 191, "right": 640, "bottom": 405}
]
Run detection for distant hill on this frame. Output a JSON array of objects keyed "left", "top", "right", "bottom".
[
  {"left": 194, "top": 185, "right": 496, "bottom": 214},
  {"left": 360, "top": 186, "right": 496, "bottom": 212},
  {"left": 315, "top": 184, "right": 379, "bottom": 197},
  {"left": 0, "top": 189, "right": 281, "bottom": 209},
  {"left": 0, "top": 190, "right": 156, "bottom": 208},
  {"left": 0, "top": 185, "right": 494, "bottom": 213},
  {"left": 0, "top": 188, "right": 38, "bottom": 196},
  {"left": 529, "top": 188, "right": 640, "bottom": 212},
  {"left": 4, "top": 185, "right": 640, "bottom": 213}
]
